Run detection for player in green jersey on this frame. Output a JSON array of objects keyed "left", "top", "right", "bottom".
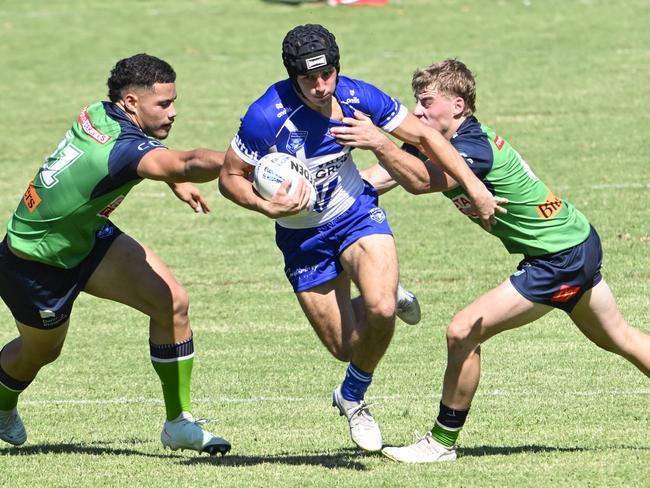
[
  {"left": 331, "top": 59, "right": 650, "bottom": 463},
  {"left": 0, "top": 54, "right": 230, "bottom": 456}
]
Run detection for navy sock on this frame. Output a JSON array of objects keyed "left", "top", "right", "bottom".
[
  {"left": 431, "top": 402, "right": 470, "bottom": 447},
  {"left": 0, "top": 362, "right": 32, "bottom": 411}
]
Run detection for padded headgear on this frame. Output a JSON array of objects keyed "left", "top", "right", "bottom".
[{"left": 282, "top": 24, "right": 340, "bottom": 79}]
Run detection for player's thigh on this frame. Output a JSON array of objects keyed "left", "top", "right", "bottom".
[
  {"left": 296, "top": 273, "right": 356, "bottom": 353},
  {"left": 451, "top": 279, "right": 553, "bottom": 344},
  {"left": 339, "top": 233, "right": 398, "bottom": 310},
  {"left": 83, "top": 233, "right": 186, "bottom": 319},
  {"left": 569, "top": 279, "right": 626, "bottom": 347}
]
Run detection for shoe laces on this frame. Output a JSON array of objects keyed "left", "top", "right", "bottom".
[
  {"left": 413, "top": 431, "right": 436, "bottom": 449},
  {"left": 348, "top": 401, "right": 376, "bottom": 425},
  {"left": 182, "top": 417, "right": 211, "bottom": 431},
  {"left": 0, "top": 411, "right": 17, "bottom": 428}
]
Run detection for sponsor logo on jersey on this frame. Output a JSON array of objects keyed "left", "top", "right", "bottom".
[
  {"left": 274, "top": 102, "right": 293, "bottom": 118},
  {"left": 137, "top": 140, "right": 164, "bottom": 151},
  {"left": 314, "top": 153, "right": 347, "bottom": 180},
  {"left": 286, "top": 131, "right": 308, "bottom": 154},
  {"left": 78, "top": 107, "right": 112, "bottom": 144},
  {"left": 233, "top": 134, "right": 260, "bottom": 162},
  {"left": 494, "top": 135, "right": 505, "bottom": 150},
  {"left": 98, "top": 195, "right": 125, "bottom": 218},
  {"left": 451, "top": 193, "right": 479, "bottom": 218},
  {"left": 368, "top": 207, "right": 386, "bottom": 224},
  {"left": 551, "top": 284, "right": 581, "bottom": 303},
  {"left": 23, "top": 180, "right": 42, "bottom": 213},
  {"left": 305, "top": 54, "right": 327, "bottom": 70},
  {"left": 536, "top": 191, "right": 563, "bottom": 219},
  {"left": 459, "top": 151, "right": 474, "bottom": 165}
]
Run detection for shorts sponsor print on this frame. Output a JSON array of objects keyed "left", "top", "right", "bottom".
[
  {"left": 276, "top": 183, "right": 392, "bottom": 292},
  {"left": 509, "top": 226, "right": 603, "bottom": 312},
  {"left": 0, "top": 223, "right": 122, "bottom": 329}
]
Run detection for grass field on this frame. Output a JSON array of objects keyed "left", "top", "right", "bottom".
[{"left": 1, "top": 1, "right": 649, "bottom": 486}]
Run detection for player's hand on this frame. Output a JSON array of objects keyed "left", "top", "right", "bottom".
[
  {"left": 264, "top": 178, "right": 311, "bottom": 218},
  {"left": 168, "top": 182, "right": 210, "bottom": 213},
  {"left": 470, "top": 189, "right": 508, "bottom": 231},
  {"left": 330, "top": 111, "right": 389, "bottom": 151}
]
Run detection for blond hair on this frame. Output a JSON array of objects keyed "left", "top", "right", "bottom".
[{"left": 411, "top": 59, "right": 476, "bottom": 116}]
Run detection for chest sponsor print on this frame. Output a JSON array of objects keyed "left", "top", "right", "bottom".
[{"left": 536, "top": 190, "right": 563, "bottom": 219}]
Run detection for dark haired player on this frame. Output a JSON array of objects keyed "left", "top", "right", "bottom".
[
  {"left": 219, "top": 25, "right": 505, "bottom": 452},
  {"left": 331, "top": 58, "right": 650, "bottom": 462},
  {"left": 0, "top": 54, "right": 230, "bottom": 455}
]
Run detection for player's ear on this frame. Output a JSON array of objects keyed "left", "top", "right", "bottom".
[
  {"left": 453, "top": 96, "right": 465, "bottom": 117},
  {"left": 121, "top": 91, "right": 139, "bottom": 113}
]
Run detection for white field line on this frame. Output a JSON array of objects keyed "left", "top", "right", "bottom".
[{"left": 21, "top": 389, "right": 650, "bottom": 407}]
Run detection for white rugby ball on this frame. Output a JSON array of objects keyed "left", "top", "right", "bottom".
[{"left": 253, "top": 152, "right": 317, "bottom": 209}]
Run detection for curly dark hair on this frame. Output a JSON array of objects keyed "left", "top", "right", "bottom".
[{"left": 107, "top": 53, "right": 176, "bottom": 102}]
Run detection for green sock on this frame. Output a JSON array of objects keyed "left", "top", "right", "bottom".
[
  {"left": 151, "top": 357, "right": 193, "bottom": 420},
  {"left": 431, "top": 420, "right": 461, "bottom": 447},
  {"left": 150, "top": 336, "right": 195, "bottom": 421}
]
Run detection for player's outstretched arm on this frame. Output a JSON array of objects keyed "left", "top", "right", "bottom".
[
  {"left": 390, "top": 113, "right": 506, "bottom": 230},
  {"left": 218, "top": 147, "right": 310, "bottom": 218},
  {"left": 136, "top": 147, "right": 224, "bottom": 183},
  {"left": 333, "top": 111, "right": 456, "bottom": 194}
]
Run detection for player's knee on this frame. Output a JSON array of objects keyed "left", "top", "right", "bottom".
[
  {"left": 151, "top": 282, "right": 189, "bottom": 327},
  {"left": 365, "top": 296, "right": 396, "bottom": 325},
  {"left": 24, "top": 341, "right": 64, "bottom": 368},
  {"left": 170, "top": 285, "right": 190, "bottom": 326},
  {"left": 446, "top": 315, "right": 478, "bottom": 351}
]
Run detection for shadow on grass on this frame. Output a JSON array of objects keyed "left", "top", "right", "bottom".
[
  {"left": 459, "top": 445, "right": 588, "bottom": 457},
  {"left": 0, "top": 441, "right": 176, "bottom": 459},
  {"left": 0, "top": 443, "right": 370, "bottom": 469},
  {"left": 182, "top": 447, "right": 370, "bottom": 469}
]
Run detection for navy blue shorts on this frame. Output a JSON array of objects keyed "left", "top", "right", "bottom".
[
  {"left": 0, "top": 223, "right": 122, "bottom": 329},
  {"left": 275, "top": 183, "right": 393, "bottom": 292},
  {"left": 509, "top": 226, "right": 603, "bottom": 313}
]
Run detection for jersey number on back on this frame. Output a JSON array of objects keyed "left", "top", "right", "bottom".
[{"left": 40, "top": 130, "right": 84, "bottom": 188}]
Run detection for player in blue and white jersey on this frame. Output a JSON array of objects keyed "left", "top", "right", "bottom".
[{"left": 219, "top": 24, "right": 505, "bottom": 452}]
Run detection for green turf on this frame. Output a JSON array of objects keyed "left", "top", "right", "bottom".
[{"left": 0, "top": 1, "right": 649, "bottom": 486}]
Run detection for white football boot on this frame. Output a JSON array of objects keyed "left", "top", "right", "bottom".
[
  {"left": 382, "top": 431, "right": 457, "bottom": 463},
  {"left": 0, "top": 407, "right": 27, "bottom": 446},
  {"left": 161, "top": 411, "right": 231, "bottom": 456},
  {"left": 332, "top": 385, "right": 382, "bottom": 452},
  {"left": 396, "top": 284, "right": 421, "bottom": 325}
]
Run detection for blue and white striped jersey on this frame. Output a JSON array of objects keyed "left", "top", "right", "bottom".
[{"left": 231, "top": 75, "right": 407, "bottom": 228}]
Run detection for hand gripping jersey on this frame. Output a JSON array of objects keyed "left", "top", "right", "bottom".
[
  {"left": 7, "top": 102, "right": 165, "bottom": 268},
  {"left": 405, "top": 116, "right": 590, "bottom": 256},
  {"left": 231, "top": 76, "right": 407, "bottom": 229}
]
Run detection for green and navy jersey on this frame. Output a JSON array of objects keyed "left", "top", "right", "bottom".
[
  {"left": 7, "top": 102, "right": 166, "bottom": 268},
  {"left": 404, "top": 116, "right": 590, "bottom": 256}
]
